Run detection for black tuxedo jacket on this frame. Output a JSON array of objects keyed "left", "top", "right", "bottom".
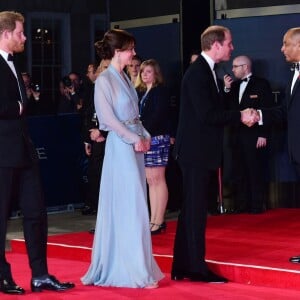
[
  {"left": 226, "top": 75, "right": 273, "bottom": 145},
  {"left": 0, "top": 55, "right": 37, "bottom": 167},
  {"left": 264, "top": 71, "right": 300, "bottom": 164},
  {"left": 137, "top": 85, "right": 170, "bottom": 137},
  {"left": 174, "top": 55, "right": 241, "bottom": 170}
]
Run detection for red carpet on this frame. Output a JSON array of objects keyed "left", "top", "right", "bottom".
[
  {"left": 8, "top": 208, "right": 300, "bottom": 298},
  {"left": 4, "top": 253, "right": 300, "bottom": 300}
]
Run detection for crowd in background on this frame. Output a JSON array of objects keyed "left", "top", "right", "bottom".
[{"left": 22, "top": 45, "right": 277, "bottom": 219}]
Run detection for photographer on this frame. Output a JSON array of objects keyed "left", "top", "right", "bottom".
[
  {"left": 57, "top": 75, "right": 82, "bottom": 114},
  {"left": 21, "top": 72, "right": 42, "bottom": 115}
]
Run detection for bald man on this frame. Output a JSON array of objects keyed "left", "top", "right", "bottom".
[
  {"left": 224, "top": 55, "right": 273, "bottom": 214},
  {"left": 254, "top": 28, "right": 300, "bottom": 263}
]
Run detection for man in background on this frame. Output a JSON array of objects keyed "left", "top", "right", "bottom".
[
  {"left": 81, "top": 60, "right": 109, "bottom": 218},
  {"left": 224, "top": 55, "right": 273, "bottom": 213}
]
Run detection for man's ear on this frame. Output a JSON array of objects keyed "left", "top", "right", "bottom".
[
  {"left": 2, "top": 29, "right": 11, "bottom": 40},
  {"left": 213, "top": 41, "right": 221, "bottom": 51}
]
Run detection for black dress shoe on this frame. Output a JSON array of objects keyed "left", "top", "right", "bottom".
[
  {"left": 171, "top": 270, "right": 228, "bottom": 283},
  {"left": 289, "top": 255, "right": 300, "bottom": 263},
  {"left": 31, "top": 274, "right": 75, "bottom": 292},
  {"left": 0, "top": 278, "right": 25, "bottom": 294}
]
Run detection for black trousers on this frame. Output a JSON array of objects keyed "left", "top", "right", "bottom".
[
  {"left": 172, "top": 161, "right": 215, "bottom": 274},
  {"left": 232, "top": 136, "right": 266, "bottom": 211},
  {"left": 84, "top": 141, "right": 105, "bottom": 210},
  {"left": 166, "top": 146, "right": 182, "bottom": 211},
  {"left": 0, "top": 163, "right": 48, "bottom": 279}
]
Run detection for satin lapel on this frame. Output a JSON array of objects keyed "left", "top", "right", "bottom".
[
  {"left": 199, "top": 55, "right": 219, "bottom": 95},
  {"left": 231, "top": 84, "right": 241, "bottom": 108},
  {"left": 15, "top": 66, "right": 27, "bottom": 104},
  {"left": 291, "top": 78, "right": 300, "bottom": 98},
  {"left": 288, "top": 76, "right": 300, "bottom": 108},
  {"left": 239, "top": 78, "right": 253, "bottom": 106},
  {"left": 0, "top": 55, "right": 18, "bottom": 83},
  {"left": 0, "top": 55, "right": 27, "bottom": 104}
]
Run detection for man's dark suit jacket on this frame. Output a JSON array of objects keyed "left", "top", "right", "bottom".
[
  {"left": 0, "top": 54, "right": 48, "bottom": 279},
  {"left": 172, "top": 54, "right": 242, "bottom": 275},
  {"left": 0, "top": 55, "right": 37, "bottom": 168},
  {"left": 174, "top": 55, "right": 241, "bottom": 169},
  {"left": 263, "top": 71, "right": 300, "bottom": 164},
  {"left": 226, "top": 76, "right": 273, "bottom": 146}
]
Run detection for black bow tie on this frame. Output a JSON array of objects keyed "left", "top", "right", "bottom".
[
  {"left": 241, "top": 77, "right": 250, "bottom": 82},
  {"left": 7, "top": 54, "right": 14, "bottom": 61},
  {"left": 291, "top": 63, "right": 299, "bottom": 71}
]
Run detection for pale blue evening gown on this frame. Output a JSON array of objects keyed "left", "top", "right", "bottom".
[{"left": 81, "top": 64, "right": 164, "bottom": 288}]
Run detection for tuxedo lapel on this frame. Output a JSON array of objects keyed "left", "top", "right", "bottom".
[
  {"left": 291, "top": 78, "right": 300, "bottom": 98},
  {"left": 0, "top": 55, "right": 27, "bottom": 104},
  {"left": 198, "top": 55, "right": 219, "bottom": 95},
  {"left": 239, "top": 84, "right": 248, "bottom": 106},
  {"left": 239, "top": 78, "right": 253, "bottom": 106},
  {"left": 12, "top": 59, "right": 27, "bottom": 104},
  {"left": 0, "top": 55, "right": 16, "bottom": 82},
  {"left": 288, "top": 76, "right": 300, "bottom": 108}
]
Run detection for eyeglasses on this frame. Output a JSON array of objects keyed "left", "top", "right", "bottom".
[{"left": 232, "top": 64, "right": 246, "bottom": 69}]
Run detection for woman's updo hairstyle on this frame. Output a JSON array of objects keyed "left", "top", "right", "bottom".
[{"left": 95, "top": 29, "right": 136, "bottom": 60}]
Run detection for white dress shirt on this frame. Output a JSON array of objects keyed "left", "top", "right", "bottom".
[
  {"left": 201, "top": 51, "right": 219, "bottom": 91},
  {"left": 239, "top": 73, "right": 252, "bottom": 103},
  {"left": 291, "top": 62, "right": 300, "bottom": 94}
]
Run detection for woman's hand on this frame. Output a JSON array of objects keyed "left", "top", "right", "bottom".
[
  {"left": 90, "top": 129, "right": 106, "bottom": 142},
  {"left": 134, "top": 137, "right": 150, "bottom": 152}
]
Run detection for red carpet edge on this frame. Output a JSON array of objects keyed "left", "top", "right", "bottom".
[
  {"left": 10, "top": 238, "right": 300, "bottom": 290},
  {"left": 10, "top": 209, "right": 300, "bottom": 291}
]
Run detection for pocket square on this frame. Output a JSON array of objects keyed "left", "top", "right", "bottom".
[{"left": 250, "top": 94, "right": 258, "bottom": 99}]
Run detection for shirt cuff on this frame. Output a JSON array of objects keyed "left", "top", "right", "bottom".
[
  {"left": 257, "top": 109, "right": 263, "bottom": 125},
  {"left": 18, "top": 101, "right": 23, "bottom": 115}
]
